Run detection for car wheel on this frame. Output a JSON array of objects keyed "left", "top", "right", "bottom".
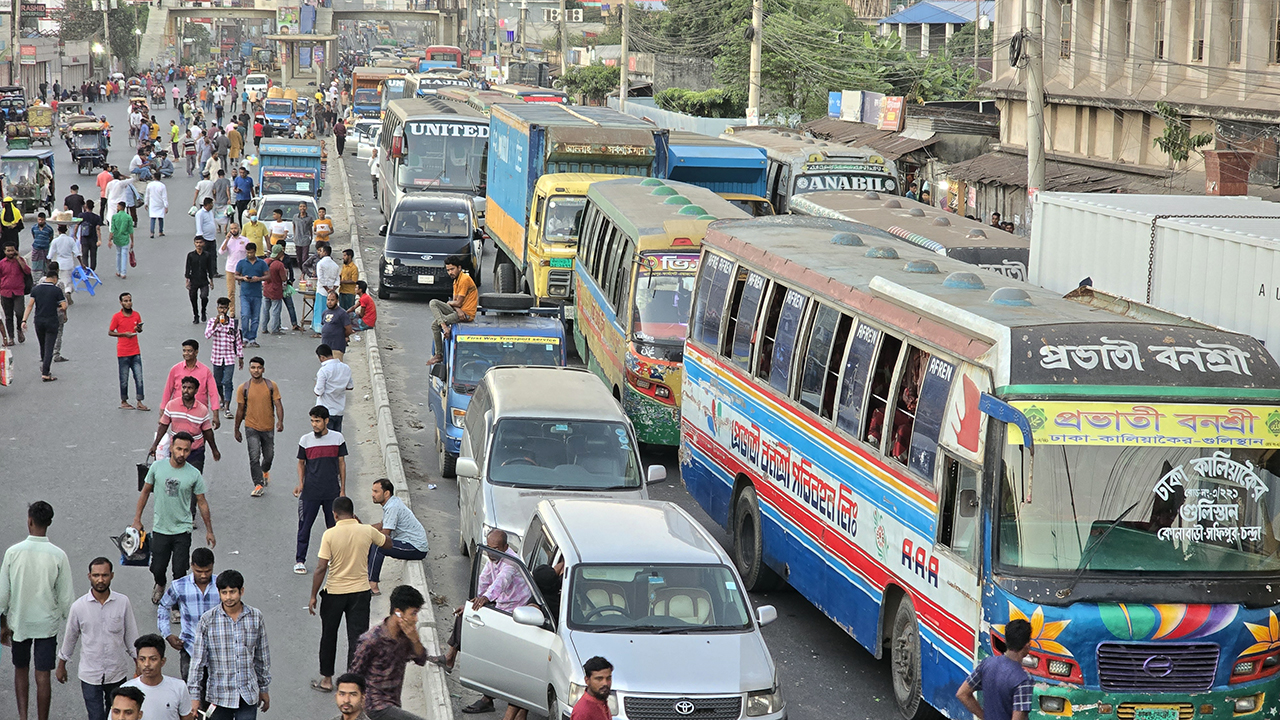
[
  {"left": 732, "top": 484, "right": 784, "bottom": 592},
  {"left": 547, "top": 688, "right": 564, "bottom": 720},
  {"left": 377, "top": 283, "right": 390, "bottom": 300},
  {"left": 890, "top": 598, "right": 937, "bottom": 720},
  {"left": 459, "top": 522, "right": 469, "bottom": 555}
]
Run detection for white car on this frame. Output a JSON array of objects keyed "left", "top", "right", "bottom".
[
  {"left": 244, "top": 74, "right": 270, "bottom": 98},
  {"left": 355, "top": 121, "right": 382, "bottom": 159},
  {"left": 249, "top": 193, "right": 318, "bottom": 257}
]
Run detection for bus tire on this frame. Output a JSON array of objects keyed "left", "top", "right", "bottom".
[
  {"left": 890, "top": 597, "right": 935, "bottom": 720},
  {"left": 495, "top": 262, "right": 517, "bottom": 294},
  {"left": 732, "top": 484, "right": 784, "bottom": 592}
]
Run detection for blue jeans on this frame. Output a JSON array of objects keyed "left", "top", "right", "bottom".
[
  {"left": 115, "top": 245, "right": 129, "bottom": 276},
  {"left": 368, "top": 539, "right": 428, "bottom": 582},
  {"left": 149, "top": 216, "right": 164, "bottom": 234},
  {"left": 261, "top": 297, "right": 283, "bottom": 334},
  {"left": 81, "top": 679, "right": 124, "bottom": 720},
  {"left": 239, "top": 293, "right": 262, "bottom": 341},
  {"left": 212, "top": 363, "right": 234, "bottom": 409},
  {"left": 209, "top": 699, "right": 258, "bottom": 719},
  {"left": 117, "top": 354, "right": 144, "bottom": 402},
  {"left": 284, "top": 294, "right": 299, "bottom": 326}
]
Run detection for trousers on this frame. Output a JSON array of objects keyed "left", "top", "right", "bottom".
[
  {"left": 150, "top": 531, "right": 191, "bottom": 587},
  {"left": 189, "top": 283, "right": 209, "bottom": 319},
  {"left": 296, "top": 497, "right": 335, "bottom": 563},
  {"left": 239, "top": 294, "right": 262, "bottom": 342},
  {"left": 81, "top": 679, "right": 125, "bottom": 720},
  {"left": 429, "top": 299, "right": 460, "bottom": 357},
  {"left": 34, "top": 320, "right": 57, "bottom": 376},
  {"left": 212, "top": 363, "right": 235, "bottom": 409},
  {"left": 318, "top": 589, "right": 371, "bottom": 677},
  {"left": 245, "top": 428, "right": 274, "bottom": 486},
  {"left": 209, "top": 699, "right": 258, "bottom": 719},
  {"left": 261, "top": 298, "right": 283, "bottom": 334},
  {"left": 115, "top": 245, "right": 129, "bottom": 277},
  {"left": 1, "top": 294, "right": 21, "bottom": 338},
  {"left": 82, "top": 240, "right": 98, "bottom": 271},
  {"left": 368, "top": 708, "right": 427, "bottom": 720},
  {"left": 368, "top": 540, "right": 428, "bottom": 582}
]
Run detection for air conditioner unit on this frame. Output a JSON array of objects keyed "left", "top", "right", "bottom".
[
  {"left": 543, "top": 7, "right": 560, "bottom": 21},
  {"left": 569, "top": 8, "right": 582, "bottom": 22}
]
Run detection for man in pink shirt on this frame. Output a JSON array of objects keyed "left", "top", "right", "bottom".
[
  {"left": 148, "top": 375, "right": 221, "bottom": 473},
  {"left": 160, "top": 338, "right": 221, "bottom": 429},
  {"left": 570, "top": 658, "right": 613, "bottom": 720}
]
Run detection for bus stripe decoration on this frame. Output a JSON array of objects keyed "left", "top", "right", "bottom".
[{"left": 1098, "top": 602, "right": 1238, "bottom": 641}]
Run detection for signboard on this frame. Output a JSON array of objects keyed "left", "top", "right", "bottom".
[
  {"left": 827, "top": 91, "right": 841, "bottom": 118},
  {"left": 19, "top": 2, "right": 42, "bottom": 17},
  {"left": 405, "top": 121, "right": 489, "bottom": 138},
  {"left": 878, "top": 96, "right": 905, "bottom": 131},
  {"left": 1007, "top": 401, "right": 1280, "bottom": 449},
  {"left": 312, "top": 46, "right": 324, "bottom": 66},
  {"left": 468, "top": 49, "right": 481, "bottom": 58},
  {"left": 19, "top": 43, "right": 35, "bottom": 65},
  {"left": 298, "top": 44, "right": 311, "bottom": 67},
  {"left": 839, "top": 90, "right": 862, "bottom": 123},
  {"left": 276, "top": 5, "right": 299, "bottom": 31}
]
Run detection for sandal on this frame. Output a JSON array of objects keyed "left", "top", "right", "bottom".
[
  {"left": 309, "top": 680, "right": 332, "bottom": 693},
  {"left": 41, "top": 375, "right": 56, "bottom": 382},
  {"left": 426, "top": 655, "right": 453, "bottom": 673}
]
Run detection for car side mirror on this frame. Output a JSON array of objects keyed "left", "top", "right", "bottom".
[
  {"left": 379, "top": 224, "right": 387, "bottom": 236},
  {"left": 755, "top": 605, "right": 777, "bottom": 627},
  {"left": 512, "top": 606, "right": 545, "bottom": 627},
  {"left": 455, "top": 456, "right": 478, "bottom": 478},
  {"left": 646, "top": 465, "right": 666, "bottom": 484},
  {"left": 430, "top": 362, "right": 446, "bottom": 381},
  {"left": 958, "top": 488, "right": 979, "bottom": 518}
]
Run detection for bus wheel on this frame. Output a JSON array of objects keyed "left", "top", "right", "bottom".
[
  {"left": 890, "top": 598, "right": 934, "bottom": 720},
  {"left": 495, "top": 262, "right": 517, "bottom": 294},
  {"left": 732, "top": 484, "right": 784, "bottom": 592}
]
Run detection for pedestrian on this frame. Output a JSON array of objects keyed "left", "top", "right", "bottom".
[
  {"left": 349, "top": 585, "right": 428, "bottom": 720},
  {"left": 219, "top": 222, "right": 247, "bottom": 318},
  {"left": 235, "top": 242, "right": 268, "bottom": 347},
  {"left": 294, "top": 202, "right": 315, "bottom": 271},
  {"left": 570, "top": 658, "right": 614, "bottom": 720},
  {"left": 155, "top": 547, "right": 218, "bottom": 681},
  {"left": 1, "top": 196, "right": 25, "bottom": 250},
  {"left": 212, "top": 169, "right": 232, "bottom": 237},
  {"left": 0, "top": 243, "right": 29, "bottom": 345},
  {"left": 314, "top": 344, "right": 353, "bottom": 434},
  {"left": 267, "top": 209, "right": 292, "bottom": 259},
  {"left": 47, "top": 224, "right": 80, "bottom": 301},
  {"left": 294, "top": 405, "right": 347, "bottom": 575},
  {"left": 186, "top": 569, "right": 271, "bottom": 720},
  {"left": 320, "top": 292, "right": 353, "bottom": 360},
  {"left": 131, "top": 431, "right": 216, "bottom": 606},
  {"left": 366, "top": 479, "right": 427, "bottom": 596},
  {"left": 194, "top": 197, "right": 217, "bottom": 256},
  {"left": 55, "top": 557, "right": 139, "bottom": 720},
  {"left": 234, "top": 356, "right": 284, "bottom": 498},
  {"left": 170, "top": 120, "right": 181, "bottom": 158},
  {"left": 22, "top": 265, "right": 66, "bottom": 382},
  {"left": 110, "top": 201, "right": 135, "bottom": 280},
  {"left": 426, "top": 255, "right": 478, "bottom": 365},
  {"left": 331, "top": 673, "right": 369, "bottom": 720},
  {"left": 334, "top": 118, "right": 346, "bottom": 155},
  {"left": 204, "top": 297, "right": 244, "bottom": 417},
  {"left": 233, "top": 168, "right": 253, "bottom": 225},
  {"left": 313, "top": 243, "right": 340, "bottom": 335},
  {"left": 253, "top": 119, "right": 263, "bottom": 149},
  {"left": 145, "top": 178, "right": 169, "bottom": 238},
  {"left": 184, "top": 130, "right": 198, "bottom": 177},
  {"left": 160, "top": 339, "right": 222, "bottom": 427},
  {"left": 956, "top": 618, "right": 1033, "bottom": 720},
  {"left": 368, "top": 148, "right": 380, "bottom": 200},
  {"left": 351, "top": 281, "right": 376, "bottom": 333},
  {"left": 63, "top": 185, "right": 86, "bottom": 216},
  {"left": 309, "top": 496, "right": 388, "bottom": 693},
  {"left": 261, "top": 245, "right": 288, "bottom": 335},
  {"left": 106, "top": 172, "right": 131, "bottom": 218},
  {"left": 0, "top": 501, "right": 75, "bottom": 720},
  {"left": 121, "top": 634, "right": 194, "bottom": 720},
  {"left": 29, "top": 213, "right": 52, "bottom": 276},
  {"left": 228, "top": 123, "right": 243, "bottom": 165},
  {"left": 339, "top": 249, "right": 359, "bottom": 310},
  {"left": 186, "top": 237, "right": 215, "bottom": 323},
  {"left": 79, "top": 200, "right": 104, "bottom": 272},
  {"left": 149, "top": 362, "right": 221, "bottom": 470},
  {"left": 313, "top": 206, "right": 334, "bottom": 247},
  {"left": 214, "top": 129, "right": 230, "bottom": 171}
]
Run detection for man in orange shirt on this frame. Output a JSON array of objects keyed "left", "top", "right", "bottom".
[{"left": 426, "top": 255, "right": 476, "bottom": 365}]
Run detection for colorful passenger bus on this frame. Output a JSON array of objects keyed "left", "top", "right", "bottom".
[
  {"left": 491, "top": 84, "right": 568, "bottom": 104},
  {"left": 682, "top": 214, "right": 1280, "bottom": 718},
  {"left": 574, "top": 178, "right": 749, "bottom": 445},
  {"left": 422, "top": 45, "right": 464, "bottom": 70}
]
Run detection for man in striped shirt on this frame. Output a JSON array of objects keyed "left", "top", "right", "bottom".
[
  {"left": 294, "top": 405, "right": 347, "bottom": 575},
  {"left": 148, "top": 376, "right": 221, "bottom": 473}
]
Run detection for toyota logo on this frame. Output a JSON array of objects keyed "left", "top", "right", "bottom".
[
  {"left": 1143, "top": 655, "right": 1174, "bottom": 678},
  {"left": 672, "top": 699, "right": 696, "bottom": 716}
]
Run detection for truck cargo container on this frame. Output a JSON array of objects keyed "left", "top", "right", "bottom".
[
  {"left": 257, "top": 138, "right": 323, "bottom": 198},
  {"left": 665, "top": 130, "right": 771, "bottom": 216}
]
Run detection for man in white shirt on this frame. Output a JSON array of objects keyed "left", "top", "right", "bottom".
[
  {"left": 56, "top": 557, "right": 139, "bottom": 720},
  {"left": 146, "top": 179, "right": 169, "bottom": 238},
  {"left": 194, "top": 197, "right": 218, "bottom": 248},
  {"left": 106, "top": 173, "right": 131, "bottom": 215},
  {"left": 312, "top": 242, "right": 340, "bottom": 335},
  {"left": 48, "top": 225, "right": 81, "bottom": 296},
  {"left": 122, "top": 634, "right": 195, "bottom": 720},
  {"left": 314, "top": 343, "right": 353, "bottom": 433}
]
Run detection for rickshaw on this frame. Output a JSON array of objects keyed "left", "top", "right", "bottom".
[
  {"left": 57, "top": 101, "right": 83, "bottom": 127},
  {"left": 4, "top": 122, "right": 30, "bottom": 149},
  {"left": 151, "top": 84, "right": 167, "bottom": 109},
  {"left": 0, "top": 148, "right": 55, "bottom": 217},
  {"left": 69, "top": 122, "right": 108, "bottom": 174},
  {"left": 129, "top": 96, "right": 149, "bottom": 115},
  {"left": 60, "top": 113, "right": 95, "bottom": 140},
  {"left": 26, "top": 105, "right": 52, "bottom": 146},
  {"left": 0, "top": 94, "right": 26, "bottom": 125}
]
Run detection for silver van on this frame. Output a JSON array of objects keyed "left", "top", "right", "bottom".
[
  {"left": 455, "top": 366, "right": 663, "bottom": 555},
  {"left": 458, "top": 498, "right": 785, "bottom": 720}
]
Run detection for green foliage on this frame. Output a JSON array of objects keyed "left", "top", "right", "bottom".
[
  {"left": 1152, "top": 101, "right": 1214, "bottom": 163},
  {"left": 945, "top": 23, "right": 993, "bottom": 58},
  {"left": 654, "top": 87, "right": 746, "bottom": 117},
  {"left": 53, "top": 0, "right": 148, "bottom": 70},
  {"left": 559, "top": 64, "right": 620, "bottom": 104}
]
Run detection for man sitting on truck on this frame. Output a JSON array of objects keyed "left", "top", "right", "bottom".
[{"left": 425, "top": 254, "right": 477, "bottom": 366}]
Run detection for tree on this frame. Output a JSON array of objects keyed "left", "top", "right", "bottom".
[
  {"left": 1152, "top": 101, "right": 1214, "bottom": 163},
  {"left": 654, "top": 87, "right": 746, "bottom": 117},
  {"left": 55, "top": 0, "right": 149, "bottom": 71},
  {"left": 559, "top": 64, "right": 619, "bottom": 104},
  {"left": 945, "top": 22, "right": 993, "bottom": 59}
]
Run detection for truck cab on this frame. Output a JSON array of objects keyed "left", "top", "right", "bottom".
[
  {"left": 257, "top": 138, "right": 323, "bottom": 198},
  {"left": 514, "top": 173, "right": 625, "bottom": 308},
  {"left": 428, "top": 293, "right": 566, "bottom": 477},
  {"left": 262, "top": 97, "right": 296, "bottom": 137}
]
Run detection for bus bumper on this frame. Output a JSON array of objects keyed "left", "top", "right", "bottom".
[
  {"left": 1028, "top": 680, "right": 1277, "bottom": 719},
  {"left": 621, "top": 386, "right": 681, "bottom": 446}
]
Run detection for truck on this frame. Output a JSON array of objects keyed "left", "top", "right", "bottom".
[
  {"left": 257, "top": 138, "right": 323, "bottom": 198},
  {"left": 1029, "top": 192, "right": 1280, "bottom": 361},
  {"left": 351, "top": 66, "right": 408, "bottom": 120},
  {"left": 485, "top": 103, "right": 669, "bottom": 308},
  {"left": 665, "top": 130, "right": 772, "bottom": 216},
  {"left": 261, "top": 96, "right": 295, "bottom": 137}
]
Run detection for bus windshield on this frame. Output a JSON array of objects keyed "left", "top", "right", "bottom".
[
  {"left": 398, "top": 123, "right": 486, "bottom": 191},
  {"left": 542, "top": 196, "right": 585, "bottom": 244},
  {"left": 999, "top": 444, "right": 1280, "bottom": 574},
  {"left": 632, "top": 252, "right": 699, "bottom": 344}
]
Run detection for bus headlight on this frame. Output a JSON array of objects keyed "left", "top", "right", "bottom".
[
  {"left": 746, "top": 686, "right": 784, "bottom": 716},
  {"left": 1234, "top": 694, "right": 1260, "bottom": 713}
]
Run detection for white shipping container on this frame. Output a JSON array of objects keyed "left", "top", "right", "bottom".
[{"left": 1030, "top": 193, "right": 1280, "bottom": 359}]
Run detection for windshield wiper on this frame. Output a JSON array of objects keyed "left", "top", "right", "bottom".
[
  {"left": 1056, "top": 499, "right": 1141, "bottom": 600},
  {"left": 655, "top": 625, "right": 737, "bottom": 634},
  {"left": 590, "top": 625, "right": 657, "bottom": 634}
]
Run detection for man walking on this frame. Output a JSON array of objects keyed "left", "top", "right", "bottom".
[
  {"left": 110, "top": 200, "right": 135, "bottom": 280},
  {"left": 56, "top": 557, "right": 139, "bottom": 720},
  {"left": 161, "top": 339, "right": 221, "bottom": 428},
  {"left": 426, "top": 255, "right": 478, "bottom": 365},
  {"left": 21, "top": 265, "right": 66, "bottom": 382},
  {"left": 314, "top": 344, "right": 353, "bottom": 433},
  {"left": 233, "top": 168, "right": 254, "bottom": 225},
  {"left": 79, "top": 200, "right": 103, "bottom": 272},
  {"left": 320, "top": 292, "right": 353, "bottom": 361},
  {"left": 956, "top": 618, "right": 1033, "bottom": 720},
  {"left": 367, "top": 479, "right": 428, "bottom": 596},
  {"left": 309, "top": 496, "right": 388, "bottom": 693},
  {"left": 146, "top": 177, "right": 169, "bottom": 238},
  {"left": 122, "top": 634, "right": 196, "bottom": 720},
  {"left": 234, "top": 356, "right": 284, "bottom": 498},
  {"left": 186, "top": 238, "right": 214, "bottom": 323},
  {"left": 211, "top": 170, "right": 232, "bottom": 238},
  {"left": 194, "top": 197, "right": 217, "bottom": 254},
  {"left": 156, "top": 547, "right": 218, "bottom": 681},
  {"left": 48, "top": 224, "right": 80, "bottom": 300},
  {"left": 294, "top": 405, "right": 347, "bottom": 575},
  {"left": 349, "top": 586, "right": 428, "bottom": 720},
  {"left": 109, "top": 292, "right": 147, "bottom": 410},
  {"left": 205, "top": 297, "right": 244, "bottom": 416},
  {"left": 186, "top": 570, "right": 271, "bottom": 719},
  {"left": 261, "top": 245, "right": 288, "bottom": 335},
  {"left": 148, "top": 375, "right": 220, "bottom": 474},
  {"left": 333, "top": 118, "right": 346, "bottom": 156},
  {"left": 312, "top": 242, "right": 340, "bottom": 335},
  {"left": 220, "top": 222, "right": 247, "bottom": 318},
  {"left": 235, "top": 242, "right": 268, "bottom": 348},
  {"left": 131, "top": 432, "right": 216, "bottom": 605},
  {"left": 0, "top": 501, "right": 75, "bottom": 720}
]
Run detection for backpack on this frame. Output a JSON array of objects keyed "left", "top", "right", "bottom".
[{"left": 237, "top": 379, "right": 278, "bottom": 421}]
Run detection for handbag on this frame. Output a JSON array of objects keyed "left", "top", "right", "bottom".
[
  {"left": 21, "top": 266, "right": 33, "bottom": 295},
  {"left": 129, "top": 249, "right": 136, "bottom": 268}
]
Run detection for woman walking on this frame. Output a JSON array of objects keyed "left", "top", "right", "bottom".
[{"left": 22, "top": 264, "right": 65, "bottom": 381}]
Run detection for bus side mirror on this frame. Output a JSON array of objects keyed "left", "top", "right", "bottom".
[{"left": 958, "top": 489, "right": 978, "bottom": 518}]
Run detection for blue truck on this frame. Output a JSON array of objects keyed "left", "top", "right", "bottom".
[
  {"left": 664, "top": 130, "right": 773, "bottom": 216},
  {"left": 257, "top": 138, "right": 323, "bottom": 198},
  {"left": 262, "top": 97, "right": 296, "bottom": 137},
  {"left": 427, "top": 294, "right": 566, "bottom": 476}
]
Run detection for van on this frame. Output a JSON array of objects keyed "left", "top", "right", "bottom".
[
  {"left": 454, "top": 367, "right": 663, "bottom": 555},
  {"left": 377, "top": 194, "right": 483, "bottom": 299}
]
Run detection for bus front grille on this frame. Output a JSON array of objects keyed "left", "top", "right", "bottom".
[{"left": 1097, "top": 642, "right": 1219, "bottom": 691}]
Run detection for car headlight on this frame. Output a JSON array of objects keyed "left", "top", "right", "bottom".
[
  {"left": 746, "top": 686, "right": 784, "bottom": 716},
  {"left": 451, "top": 407, "right": 466, "bottom": 428}
]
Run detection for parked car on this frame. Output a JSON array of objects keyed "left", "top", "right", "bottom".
[
  {"left": 458, "top": 498, "right": 785, "bottom": 720},
  {"left": 357, "top": 122, "right": 382, "bottom": 160},
  {"left": 377, "top": 193, "right": 482, "bottom": 299},
  {"left": 248, "top": 193, "right": 318, "bottom": 259}
]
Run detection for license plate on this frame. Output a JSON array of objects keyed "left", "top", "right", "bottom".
[
  {"left": 549, "top": 257, "right": 572, "bottom": 268},
  {"left": 417, "top": 275, "right": 434, "bottom": 284},
  {"left": 1133, "top": 708, "right": 1178, "bottom": 720}
]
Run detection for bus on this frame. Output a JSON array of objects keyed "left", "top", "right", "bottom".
[
  {"left": 422, "top": 45, "right": 464, "bottom": 70},
  {"left": 436, "top": 87, "right": 523, "bottom": 115},
  {"left": 574, "top": 178, "right": 749, "bottom": 445},
  {"left": 722, "top": 126, "right": 901, "bottom": 212},
  {"left": 411, "top": 72, "right": 474, "bottom": 97},
  {"left": 377, "top": 76, "right": 411, "bottom": 118},
  {"left": 681, "top": 214, "right": 1280, "bottom": 719},
  {"left": 378, "top": 97, "right": 489, "bottom": 217},
  {"left": 491, "top": 84, "right": 568, "bottom": 104},
  {"left": 790, "top": 189, "right": 1029, "bottom": 280}
]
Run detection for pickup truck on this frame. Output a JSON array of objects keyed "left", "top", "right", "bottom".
[
  {"left": 257, "top": 138, "right": 323, "bottom": 198},
  {"left": 262, "top": 97, "right": 296, "bottom": 137}
]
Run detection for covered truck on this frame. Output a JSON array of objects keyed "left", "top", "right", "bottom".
[
  {"left": 262, "top": 87, "right": 297, "bottom": 137},
  {"left": 257, "top": 138, "right": 323, "bottom": 198},
  {"left": 664, "top": 130, "right": 771, "bottom": 216},
  {"left": 485, "top": 103, "right": 669, "bottom": 307},
  {"left": 351, "top": 66, "right": 408, "bottom": 120}
]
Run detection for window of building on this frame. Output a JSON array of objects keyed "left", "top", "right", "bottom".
[
  {"left": 1229, "top": 0, "right": 1244, "bottom": 62},
  {"left": 1274, "top": 0, "right": 1280, "bottom": 62},
  {"left": 1193, "top": 0, "right": 1206, "bottom": 61},
  {"left": 1060, "top": 0, "right": 1072, "bottom": 59},
  {"left": 1120, "top": 0, "right": 1131, "bottom": 58},
  {"left": 1154, "top": 0, "right": 1166, "bottom": 59}
]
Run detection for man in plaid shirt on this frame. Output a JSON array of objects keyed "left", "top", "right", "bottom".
[
  {"left": 956, "top": 618, "right": 1033, "bottom": 720},
  {"left": 205, "top": 297, "right": 244, "bottom": 420},
  {"left": 187, "top": 569, "right": 270, "bottom": 719},
  {"left": 156, "top": 547, "right": 218, "bottom": 679}
]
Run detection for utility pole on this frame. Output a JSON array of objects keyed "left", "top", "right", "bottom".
[
  {"left": 973, "top": 0, "right": 980, "bottom": 84},
  {"left": 746, "top": 0, "right": 761, "bottom": 125},
  {"left": 558, "top": 0, "right": 567, "bottom": 77},
  {"left": 1024, "top": 0, "right": 1045, "bottom": 223},
  {"left": 518, "top": 0, "right": 527, "bottom": 45},
  {"left": 617, "top": 0, "right": 628, "bottom": 112}
]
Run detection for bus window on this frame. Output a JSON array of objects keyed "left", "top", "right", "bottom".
[
  {"left": 725, "top": 269, "right": 766, "bottom": 370},
  {"left": 799, "top": 306, "right": 852, "bottom": 420},
  {"left": 692, "top": 254, "right": 734, "bottom": 346},
  {"left": 753, "top": 282, "right": 787, "bottom": 382},
  {"left": 907, "top": 355, "right": 956, "bottom": 480},
  {"left": 610, "top": 239, "right": 633, "bottom": 310},
  {"left": 835, "top": 320, "right": 879, "bottom": 437},
  {"left": 768, "top": 289, "right": 807, "bottom": 393},
  {"left": 938, "top": 455, "right": 980, "bottom": 567},
  {"left": 863, "top": 334, "right": 904, "bottom": 449},
  {"left": 886, "top": 346, "right": 929, "bottom": 464}
]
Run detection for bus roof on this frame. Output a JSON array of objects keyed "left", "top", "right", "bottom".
[
  {"left": 490, "top": 102, "right": 657, "bottom": 133},
  {"left": 703, "top": 216, "right": 1280, "bottom": 393},
  {"left": 352, "top": 66, "right": 408, "bottom": 78},
  {"left": 385, "top": 97, "right": 486, "bottom": 122},
  {"left": 722, "top": 125, "right": 883, "bottom": 163},
  {"left": 588, "top": 178, "right": 750, "bottom": 241},
  {"left": 667, "top": 130, "right": 767, "bottom": 170}
]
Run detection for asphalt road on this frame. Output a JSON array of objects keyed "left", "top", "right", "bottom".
[
  {"left": 342, "top": 158, "right": 901, "bottom": 719},
  {"left": 0, "top": 95, "right": 394, "bottom": 720}
]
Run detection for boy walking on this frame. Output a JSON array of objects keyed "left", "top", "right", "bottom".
[
  {"left": 294, "top": 405, "right": 347, "bottom": 575},
  {"left": 234, "top": 357, "right": 284, "bottom": 498}
]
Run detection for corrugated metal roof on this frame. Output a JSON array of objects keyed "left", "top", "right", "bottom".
[
  {"left": 942, "top": 151, "right": 1171, "bottom": 194},
  {"left": 879, "top": 0, "right": 994, "bottom": 25},
  {"left": 802, "top": 117, "right": 939, "bottom": 161}
]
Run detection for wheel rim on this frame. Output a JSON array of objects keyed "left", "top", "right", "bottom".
[{"left": 892, "top": 613, "right": 917, "bottom": 705}]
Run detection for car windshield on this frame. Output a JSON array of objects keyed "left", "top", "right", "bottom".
[
  {"left": 632, "top": 252, "right": 698, "bottom": 343},
  {"left": 258, "top": 201, "right": 315, "bottom": 221},
  {"left": 568, "top": 564, "right": 752, "bottom": 632},
  {"left": 999, "top": 444, "right": 1280, "bottom": 574},
  {"left": 452, "top": 337, "right": 560, "bottom": 391},
  {"left": 488, "top": 419, "right": 641, "bottom": 489},
  {"left": 264, "top": 100, "right": 292, "bottom": 115},
  {"left": 398, "top": 122, "right": 486, "bottom": 191},
  {"left": 542, "top": 196, "right": 585, "bottom": 244},
  {"left": 390, "top": 209, "right": 470, "bottom": 238}
]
